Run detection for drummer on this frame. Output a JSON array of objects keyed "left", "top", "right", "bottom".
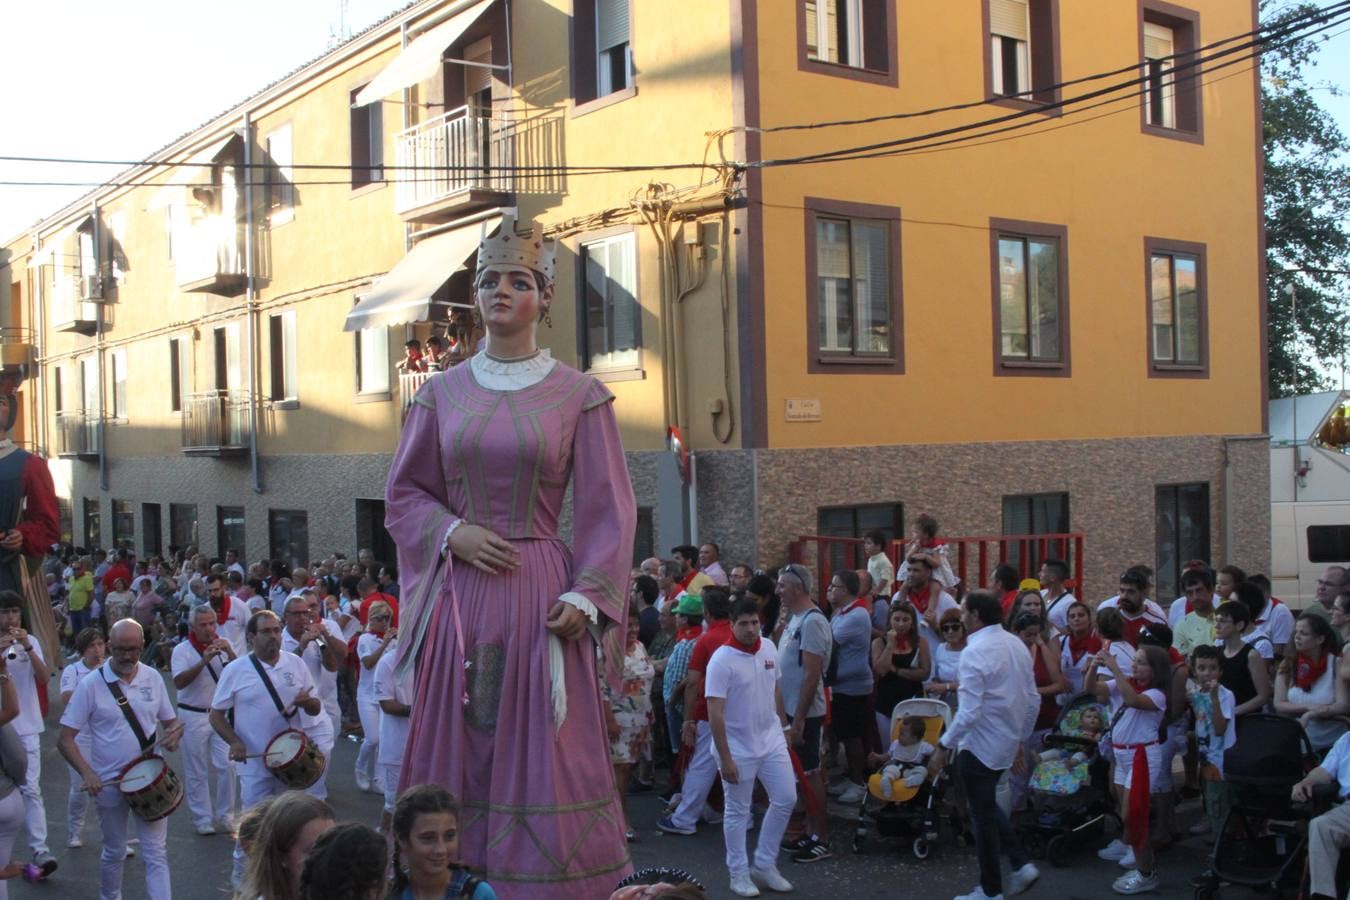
[
  {"left": 56, "top": 618, "right": 181, "bottom": 900},
  {"left": 170, "top": 605, "right": 238, "bottom": 836},
  {"left": 280, "top": 591, "right": 343, "bottom": 798}
]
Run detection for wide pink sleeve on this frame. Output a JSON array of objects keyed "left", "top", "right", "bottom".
[
  {"left": 18, "top": 455, "right": 59, "bottom": 558},
  {"left": 569, "top": 382, "right": 636, "bottom": 687},
  {"left": 384, "top": 381, "right": 458, "bottom": 675}
]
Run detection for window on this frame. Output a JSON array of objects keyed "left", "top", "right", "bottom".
[
  {"left": 991, "top": 219, "right": 1068, "bottom": 373},
  {"left": 571, "top": 0, "right": 636, "bottom": 108},
  {"left": 142, "top": 502, "right": 162, "bottom": 557},
  {"left": 83, "top": 498, "right": 101, "bottom": 549},
  {"left": 110, "top": 349, "right": 127, "bottom": 420},
  {"left": 53, "top": 366, "right": 63, "bottom": 414},
  {"left": 170, "top": 503, "right": 198, "bottom": 553},
  {"left": 580, "top": 232, "right": 640, "bottom": 372},
  {"left": 112, "top": 500, "right": 135, "bottom": 551},
  {"left": 355, "top": 325, "right": 390, "bottom": 395},
  {"left": 269, "top": 310, "right": 298, "bottom": 402},
  {"left": 355, "top": 500, "right": 397, "bottom": 567},
  {"left": 805, "top": 199, "right": 903, "bottom": 374},
  {"left": 633, "top": 507, "right": 654, "bottom": 567},
  {"left": 1141, "top": 3, "right": 1202, "bottom": 140},
  {"left": 264, "top": 124, "right": 295, "bottom": 224},
  {"left": 269, "top": 509, "right": 310, "bottom": 570},
  {"left": 80, "top": 356, "right": 99, "bottom": 417},
  {"left": 1155, "top": 482, "right": 1209, "bottom": 602},
  {"left": 817, "top": 503, "right": 904, "bottom": 576},
  {"left": 1145, "top": 239, "right": 1207, "bottom": 376},
  {"left": 169, "top": 337, "right": 186, "bottom": 412},
  {"left": 1002, "top": 492, "right": 1070, "bottom": 574},
  {"left": 986, "top": 0, "right": 1059, "bottom": 106},
  {"left": 349, "top": 89, "right": 383, "bottom": 189},
  {"left": 217, "top": 506, "right": 246, "bottom": 559},
  {"left": 58, "top": 498, "right": 73, "bottom": 546},
  {"left": 1308, "top": 525, "right": 1350, "bottom": 564},
  {"left": 800, "top": 0, "right": 896, "bottom": 85}
]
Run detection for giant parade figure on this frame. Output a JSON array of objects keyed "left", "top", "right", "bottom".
[{"left": 385, "top": 216, "right": 636, "bottom": 898}]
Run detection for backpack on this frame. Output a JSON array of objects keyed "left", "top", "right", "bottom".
[{"left": 796, "top": 607, "right": 840, "bottom": 687}]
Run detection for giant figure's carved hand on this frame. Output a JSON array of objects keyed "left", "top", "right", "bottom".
[
  {"left": 546, "top": 602, "right": 588, "bottom": 642},
  {"left": 449, "top": 524, "right": 521, "bottom": 575}
]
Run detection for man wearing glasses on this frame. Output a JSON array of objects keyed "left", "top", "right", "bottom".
[{"left": 1306, "top": 566, "right": 1348, "bottom": 620}]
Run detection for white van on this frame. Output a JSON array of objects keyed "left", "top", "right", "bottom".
[{"left": 1270, "top": 501, "right": 1350, "bottom": 610}]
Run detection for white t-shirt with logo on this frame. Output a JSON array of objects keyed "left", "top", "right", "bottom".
[
  {"left": 281, "top": 620, "right": 345, "bottom": 722},
  {"left": 170, "top": 640, "right": 229, "bottom": 710},
  {"left": 59, "top": 661, "right": 175, "bottom": 779},
  {"left": 210, "top": 599, "right": 251, "bottom": 658},
  {"left": 704, "top": 639, "right": 785, "bottom": 761},
  {"left": 60, "top": 659, "right": 99, "bottom": 750},
  {"left": 211, "top": 651, "right": 318, "bottom": 780}
]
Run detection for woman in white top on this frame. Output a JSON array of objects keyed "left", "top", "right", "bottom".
[
  {"left": 926, "top": 608, "right": 965, "bottom": 710},
  {"left": 354, "top": 602, "right": 397, "bottom": 793},
  {"left": 1274, "top": 613, "right": 1348, "bottom": 753},
  {"left": 1057, "top": 602, "right": 1102, "bottom": 701},
  {"left": 103, "top": 578, "right": 136, "bottom": 628}
]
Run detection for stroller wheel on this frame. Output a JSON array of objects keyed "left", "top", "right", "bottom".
[
  {"left": 1193, "top": 886, "right": 1220, "bottom": 900},
  {"left": 1046, "top": 835, "right": 1072, "bottom": 868},
  {"left": 1022, "top": 832, "right": 1046, "bottom": 860},
  {"left": 911, "top": 837, "right": 930, "bottom": 860}
]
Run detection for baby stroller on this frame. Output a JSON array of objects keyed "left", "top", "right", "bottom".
[
  {"left": 1192, "top": 713, "right": 1315, "bottom": 900},
  {"left": 851, "top": 697, "right": 951, "bottom": 859},
  {"left": 1019, "top": 692, "right": 1117, "bottom": 867}
]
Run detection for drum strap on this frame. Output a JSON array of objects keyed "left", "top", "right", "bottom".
[
  {"left": 196, "top": 645, "right": 221, "bottom": 684},
  {"left": 102, "top": 677, "right": 155, "bottom": 752},
  {"left": 250, "top": 654, "right": 297, "bottom": 719}
]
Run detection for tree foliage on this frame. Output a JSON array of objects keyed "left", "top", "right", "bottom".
[{"left": 1262, "top": 1, "right": 1350, "bottom": 397}]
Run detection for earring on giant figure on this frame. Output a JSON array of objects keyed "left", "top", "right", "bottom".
[{"left": 543, "top": 306, "right": 553, "bottom": 328}]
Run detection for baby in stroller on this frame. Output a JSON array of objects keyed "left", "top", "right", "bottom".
[
  {"left": 868, "top": 717, "right": 935, "bottom": 799},
  {"left": 1020, "top": 694, "right": 1114, "bottom": 866},
  {"left": 1029, "top": 705, "right": 1104, "bottom": 794}
]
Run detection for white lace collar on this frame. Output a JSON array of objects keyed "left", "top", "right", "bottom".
[{"left": 469, "top": 348, "right": 557, "bottom": 391}]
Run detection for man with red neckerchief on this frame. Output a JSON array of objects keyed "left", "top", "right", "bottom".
[
  {"left": 205, "top": 572, "right": 249, "bottom": 657},
  {"left": 1098, "top": 569, "right": 1167, "bottom": 647},
  {"left": 171, "top": 605, "right": 238, "bottom": 835},
  {"left": 893, "top": 553, "right": 959, "bottom": 661}
]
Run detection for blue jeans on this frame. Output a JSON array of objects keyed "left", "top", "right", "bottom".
[
  {"left": 68, "top": 607, "right": 89, "bottom": 639},
  {"left": 666, "top": 703, "right": 683, "bottom": 755},
  {"left": 958, "top": 749, "right": 1028, "bottom": 897}
]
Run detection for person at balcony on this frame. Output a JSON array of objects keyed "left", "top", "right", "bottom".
[
  {"left": 894, "top": 514, "right": 957, "bottom": 594},
  {"left": 386, "top": 215, "right": 636, "bottom": 898},
  {"left": 424, "top": 334, "right": 451, "bottom": 371},
  {"left": 396, "top": 339, "right": 426, "bottom": 374}
]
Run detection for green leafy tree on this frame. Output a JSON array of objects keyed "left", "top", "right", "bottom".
[{"left": 1262, "top": 1, "right": 1350, "bottom": 397}]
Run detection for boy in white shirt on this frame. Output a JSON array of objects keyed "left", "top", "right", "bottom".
[
  {"left": 1189, "top": 645, "right": 1236, "bottom": 836},
  {"left": 705, "top": 599, "right": 796, "bottom": 898}
]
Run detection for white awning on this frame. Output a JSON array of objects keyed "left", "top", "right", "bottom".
[
  {"left": 146, "top": 133, "right": 240, "bottom": 211},
  {"left": 353, "top": 0, "right": 494, "bottom": 107},
  {"left": 343, "top": 217, "right": 495, "bottom": 332},
  {"left": 26, "top": 216, "right": 91, "bottom": 269}
]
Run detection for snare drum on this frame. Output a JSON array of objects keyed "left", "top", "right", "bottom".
[
  {"left": 265, "top": 729, "right": 326, "bottom": 789},
  {"left": 117, "top": 755, "right": 184, "bottom": 822}
]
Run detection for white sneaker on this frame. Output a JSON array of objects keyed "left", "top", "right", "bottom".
[
  {"left": 125, "top": 841, "right": 137, "bottom": 858},
  {"left": 954, "top": 888, "right": 1003, "bottom": 900},
  {"left": 355, "top": 771, "right": 372, "bottom": 792},
  {"left": 1188, "top": 819, "right": 1212, "bottom": 836},
  {"left": 1007, "top": 862, "right": 1039, "bottom": 896},
  {"left": 1119, "top": 847, "right": 1136, "bottom": 869},
  {"left": 750, "top": 865, "right": 794, "bottom": 892},
  {"left": 1098, "top": 839, "right": 1129, "bottom": 861},
  {"left": 1112, "top": 869, "right": 1160, "bottom": 894},
  {"left": 195, "top": 823, "right": 216, "bottom": 836},
  {"left": 730, "top": 872, "right": 762, "bottom": 897},
  {"left": 701, "top": 807, "right": 724, "bottom": 825},
  {"left": 66, "top": 836, "right": 82, "bottom": 849},
  {"left": 836, "top": 783, "right": 867, "bottom": 804}
]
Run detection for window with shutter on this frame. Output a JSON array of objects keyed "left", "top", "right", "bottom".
[
  {"left": 986, "top": 0, "right": 1058, "bottom": 105},
  {"left": 801, "top": 0, "right": 892, "bottom": 78},
  {"left": 595, "top": 0, "right": 631, "bottom": 96},
  {"left": 1140, "top": 5, "right": 1201, "bottom": 139},
  {"left": 990, "top": 0, "right": 1029, "bottom": 38},
  {"left": 464, "top": 37, "right": 492, "bottom": 96},
  {"left": 1143, "top": 23, "right": 1176, "bottom": 128}
]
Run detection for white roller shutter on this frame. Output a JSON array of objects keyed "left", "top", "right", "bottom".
[
  {"left": 597, "top": 0, "right": 630, "bottom": 52},
  {"left": 465, "top": 36, "right": 492, "bottom": 94},
  {"left": 1144, "top": 22, "right": 1174, "bottom": 60},
  {"left": 990, "top": 0, "right": 1029, "bottom": 40}
]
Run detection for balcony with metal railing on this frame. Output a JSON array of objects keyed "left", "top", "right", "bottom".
[
  {"left": 50, "top": 275, "right": 101, "bottom": 335},
  {"left": 175, "top": 215, "right": 247, "bottom": 296},
  {"left": 181, "top": 390, "right": 251, "bottom": 456},
  {"left": 56, "top": 410, "right": 99, "bottom": 459},
  {"left": 394, "top": 105, "right": 562, "bottom": 223}
]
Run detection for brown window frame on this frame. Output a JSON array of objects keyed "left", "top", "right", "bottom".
[
  {"left": 570, "top": 0, "right": 638, "bottom": 117},
  {"left": 796, "top": 0, "right": 898, "bottom": 87},
  {"left": 1144, "top": 236, "right": 1208, "bottom": 379},
  {"left": 804, "top": 197, "right": 904, "bottom": 375},
  {"left": 982, "top": 0, "right": 1062, "bottom": 114},
  {"left": 1138, "top": 0, "right": 1203, "bottom": 143},
  {"left": 989, "top": 217, "right": 1070, "bottom": 376},
  {"left": 349, "top": 87, "right": 384, "bottom": 190}
]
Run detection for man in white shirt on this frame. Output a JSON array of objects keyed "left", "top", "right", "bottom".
[
  {"left": 224, "top": 548, "right": 246, "bottom": 580},
  {"left": 279, "top": 592, "right": 343, "bottom": 799},
  {"left": 928, "top": 590, "right": 1040, "bottom": 900},
  {"left": 1294, "top": 729, "right": 1350, "bottom": 900},
  {"left": 204, "top": 573, "right": 249, "bottom": 657},
  {"left": 0, "top": 590, "right": 55, "bottom": 875},
  {"left": 170, "top": 605, "right": 238, "bottom": 835},
  {"left": 373, "top": 639, "right": 410, "bottom": 836},
  {"left": 699, "top": 543, "right": 729, "bottom": 587},
  {"left": 1098, "top": 568, "right": 1168, "bottom": 646},
  {"left": 58, "top": 619, "right": 181, "bottom": 900},
  {"left": 1246, "top": 574, "right": 1295, "bottom": 660},
  {"left": 706, "top": 599, "right": 795, "bottom": 898},
  {"left": 1038, "top": 558, "right": 1076, "bottom": 634}
]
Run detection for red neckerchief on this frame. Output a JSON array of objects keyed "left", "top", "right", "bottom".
[
  {"left": 368, "top": 625, "right": 387, "bottom": 638},
  {"left": 1256, "top": 597, "right": 1284, "bottom": 625},
  {"left": 1065, "top": 632, "right": 1102, "bottom": 663},
  {"left": 1183, "top": 598, "right": 1194, "bottom": 615},
  {"left": 1001, "top": 589, "right": 1018, "bottom": 611},
  {"left": 846, "top": 598, "right": 870, "bottom": 616},
  {"left": 1296, "top": 652, "right": 1330, "bottom": 691},
  {"left": 726, "top": 636, "right": 762, "bottom": 656},
  {"left": 909, "top": 584, "right": 932, "bottom": 614},
  {"left": 677, "top": 570, "right": 697, "bottom": 592},
  {"left": 894, "top": 632, "right": 913, "bottom": 653},
  {"left": 1167, "top": 647, "right": 1184, "bottom": 667},
  {"left": 1127, "top": 677, "right": 1151, "bottom": 694},
  {"left": 188, "top": 633, "right": 212, "bottom": 654},
  {"left": 211, "top": 594, "right": 232, "bottom": 623},
  {"left": 676, "top": 625, "right": 701, "bottom": 642},
  {"left": 918, "top": 538, "right": 945, "bottom": 549}
]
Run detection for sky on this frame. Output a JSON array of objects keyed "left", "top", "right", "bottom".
[{"left": 2, "top": 1, "right": 1350, "bottom": 243}]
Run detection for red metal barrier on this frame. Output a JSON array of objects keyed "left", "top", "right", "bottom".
[{"left": 786, "top": 533, "right": 1085, "bottom": 601}]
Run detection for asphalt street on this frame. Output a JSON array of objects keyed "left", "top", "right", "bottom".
[{"left": 5, "top": 678, "right": 1275, "bottom": 899}]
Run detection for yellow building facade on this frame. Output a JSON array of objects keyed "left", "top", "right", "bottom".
[{"left": 3, "top": 0, "right": 1269, "bottom": 600}]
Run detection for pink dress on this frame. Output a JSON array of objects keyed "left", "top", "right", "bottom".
[{"left": 385, "top": 360, "right": 636, "bottom": 898}]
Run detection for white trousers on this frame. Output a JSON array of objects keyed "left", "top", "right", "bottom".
[
  {"left": 180, "top": 709, "right": 237, "bottom": 828},
  {"left": 17, "top": 732, "right": 47, "bottom": 856},
  {"left": 382, "top": 763, "right": 403, "bottom": 813},
  {"left": 355, "top": 698, "right": 381, "bottom": 782},
  {"left": 96, "top": 788, "right": 170, "bottom": 900},
  {"left": 670, "top": 722, "right": 717, "bottom": 830},
  {"left": 722, "top": 747, "right": 797, "bottom": 878},
  {"left": 67, "top": 740, "right": 92, "bottom": 841},
  {"left": 0, "top": 790, "right": 24, "bottom": 900}
]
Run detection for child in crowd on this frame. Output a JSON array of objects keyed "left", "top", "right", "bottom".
[
  {"left": 867, "top": 716, "right": 934, "bottom": 800},
  {"left": 396, "top": 339, "right": 425, "bottom": 373},
  {"left": 390, "top": 784, "right": 497, "bottom": 899},
  {"left": 1188, "top": 645, "right": 1236, "bottom": 835}
]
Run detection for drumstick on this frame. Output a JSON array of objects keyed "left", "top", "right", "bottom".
[{"left": 77, "top": 776, "right": 127, "bottom": 793}]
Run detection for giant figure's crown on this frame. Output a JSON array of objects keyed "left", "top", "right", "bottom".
[{"left": 476, "top": 215, "right": 556, "bottom": 283}]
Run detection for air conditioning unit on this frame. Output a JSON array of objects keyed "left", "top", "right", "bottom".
[{"left": 80, "top": 274, "right": 103, "bottom": 301}]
